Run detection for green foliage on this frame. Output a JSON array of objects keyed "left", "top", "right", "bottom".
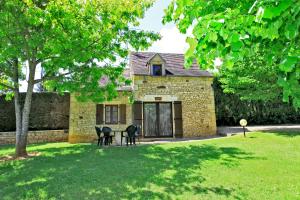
[
  {"left": 164, "top": 0, "right": 300, "bottom": 108},
  {"left": 0, "top": 0, "right": 159, "bottom": 101},
  {"left": 219, "top": 49, "right": 281, "bottom": 101},
  {"left": 214, "top": 79, "right": 300, "bottom": 126}
]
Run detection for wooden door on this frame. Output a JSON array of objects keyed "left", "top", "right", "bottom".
[
  {"left": 133, "top": 101, "right": 143, "bottom": 128},
  {"left": 174, "top": 101, "right": 183, "bottom": 138}
]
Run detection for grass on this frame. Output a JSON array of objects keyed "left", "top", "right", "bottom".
[{"left": 0, "top": 131, "right": 300, "bottom": 200}]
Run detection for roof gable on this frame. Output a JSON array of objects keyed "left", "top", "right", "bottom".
[{"left": 146, "top": 53, "right": 166, "bottom": 65}]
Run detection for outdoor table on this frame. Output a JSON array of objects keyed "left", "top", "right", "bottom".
[{"left": 112, "top": 130, "right": 126, "bottom": 146}]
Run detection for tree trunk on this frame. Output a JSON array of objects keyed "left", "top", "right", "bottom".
[
  {"left": 15, "top": 86, "right": 25, "bottom": 156},
  {"left": 15, "top": 60, "right": 36, "bottom": 157},
  {"left": 12, "top": 59, "right": 25, "bottom": 157}
]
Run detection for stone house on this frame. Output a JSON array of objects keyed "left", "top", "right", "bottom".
[{"left": 68, "top": 52, "right": 217, "bottom": 143}]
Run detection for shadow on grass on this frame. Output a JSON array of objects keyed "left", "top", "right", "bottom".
[
  {"left": 0, "top": 143, "right": 259, "bottom": 200},
  {"left": 262, "top": 130, "right": 300, "bottom": 138}
]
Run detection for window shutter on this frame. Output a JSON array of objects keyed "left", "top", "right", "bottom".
[
  {"left": 96, "top": 104, "right": 104, "bottom": 124},
  {"left": 133, "top": 101, "right": 143, "bottom": 127},
  {"left": 174, "top": 101, "right": 183, "bottom": 138},
  {"left": 119, "top": 104, "right": 126, "bottom": 124}
]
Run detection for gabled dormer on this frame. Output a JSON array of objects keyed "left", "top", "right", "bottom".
[{"left": 146, "top": 53, "right": 166, "bottom": 76}]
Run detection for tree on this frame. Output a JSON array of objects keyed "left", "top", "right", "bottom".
[
  {"left": 0, "top": 0, "right": 159, "bottom": 157},
  {"left": 164, "top": 0, "right": 300, "bottom": 108},
  {"left": 219, "top": 49, "right": 281, "bottom": 101}
]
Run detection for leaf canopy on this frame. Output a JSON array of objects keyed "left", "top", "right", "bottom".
[
  {"left": 164, "top": 0, "right": 300, "bottom": 108},
  {"left": 0, "top": 0, "right": 159, "bottom": 102}
]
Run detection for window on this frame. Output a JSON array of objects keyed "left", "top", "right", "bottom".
[
  {"left": 152, "top": 64, "right": 162, "bottom": 76},
  {"left": 105, "top": 105, "right": 118, "bottom": 124}
]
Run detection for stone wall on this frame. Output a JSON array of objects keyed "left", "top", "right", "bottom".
[
  {"left": 133, "top": 75, "right": 217, "bottom": 137},
  {"left": 0, "top": 130, "right": 68, "bottom": 145},
  {"left": 68, "top": 94, "right": 132, "bottom": 143},
  {"left": 0, "top": 93, "right": 70, "bottom": 131}
]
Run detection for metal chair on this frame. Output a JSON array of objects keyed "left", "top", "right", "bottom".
[
  {"left": 102, "top": 126, "right": 113, "bottom": 145},
  {"left": 135, "top": 125, "right": 142, "bottom": 144},
  {"left": 95, "top": 126, "right": 103, "bottom": 146},
  {"left": 121, "top": 125, "right": 138, "bottom": 146}
]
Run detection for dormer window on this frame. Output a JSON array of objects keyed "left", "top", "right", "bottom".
[
  {"left": 146, "top": 53, "right": 166, "bottom": 76},
  {"left": 152, "top": 64, "right": 162, "bottom": 76}
]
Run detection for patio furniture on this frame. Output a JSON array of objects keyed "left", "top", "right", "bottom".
[
  {"left": 136, "top": 125, "right": 142, "bottom": 144},
  {"left": 120, "top": 131, "right": 128, "bottom": 146},
  {"left": 102, "top": 126, "right": 113, "bottom": 145},
  {"left": 95, "top": 126, "right": 104, "bottom": 146},
  {"left": 121, "top": 125, "right": 138, "bottom": 146},
  {"left": 112, "top": 130, "right": 125, "bottom": 146}
]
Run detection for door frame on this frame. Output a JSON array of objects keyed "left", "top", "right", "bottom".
[{"left": 143, "top": 102, "right": 173, "bottom": 138}]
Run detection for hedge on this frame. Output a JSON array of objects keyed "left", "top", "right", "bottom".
[{"left": 214, "top": 79, "right": 300, "bottom": 126}]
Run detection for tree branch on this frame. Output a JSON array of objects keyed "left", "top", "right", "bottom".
[
  {"left": 0, "top": 62, "right": 14, "bottom": 78},
  {"left": 34, "top": 71, "right": 73, "bottom": 84},
  {"left": 34, "top": 56, "right": 97, "bottom": 84},
  {"left": 37, "top": 56, "right": 60, "bottom": 63},
  {"left": 0, "top": 82, "right": 14, "bottom": 90}
]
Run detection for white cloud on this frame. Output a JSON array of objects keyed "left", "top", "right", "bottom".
[{"left": 147, "top": 26, "right": 189, "bottom": 54}]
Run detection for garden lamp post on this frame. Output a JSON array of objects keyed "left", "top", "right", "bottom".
[{"left": 239, "top": 119, "right": 247, "bottom": 137}]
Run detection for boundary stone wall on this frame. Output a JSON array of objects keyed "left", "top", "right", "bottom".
[
  {"left": 0, "top": 93, "right": 70, "bottom": 131},
  {"left": 0, "top": 130, "right": 68, "bottom": 145}
]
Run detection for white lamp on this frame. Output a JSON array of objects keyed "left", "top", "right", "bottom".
[{"left": 239, "top": 119, "right": 247, "bottom": 137}]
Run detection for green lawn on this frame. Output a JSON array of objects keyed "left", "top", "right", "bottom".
[{"left": 1, "top": 132, "right": 300, "bottom": 200}]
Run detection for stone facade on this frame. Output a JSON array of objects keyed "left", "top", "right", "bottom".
[
  {"left": 68, "top": 52, "right": 217, "bottom": 143},
  {"left": 68, "top": 94, "right": 132, "bottom": 143},
  {"left": 133, "top": 75, "right": 216, "bottom": 137},
  {"left": 0, "top": 130, "right": 68, "bottom": 145},
  {"left": 68, "top": 75, "right": 216, "bottom": 142}
]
